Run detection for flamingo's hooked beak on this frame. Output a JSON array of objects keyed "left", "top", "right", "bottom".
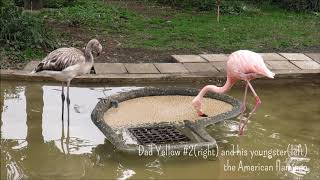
[
  {"left": 97, "top": 44, "right": 102, "bottom": 56},
  {"left": 200, "top": 114, "right": 208, "bottom": 117},
  {"left": 197, "top": 111, "right": 208, "bottom": 117}
]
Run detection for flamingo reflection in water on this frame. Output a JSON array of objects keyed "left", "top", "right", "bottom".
[{"left": 32, "top": 39, "right": 102, "bottom": 153}]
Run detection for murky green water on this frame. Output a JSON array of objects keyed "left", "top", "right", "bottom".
[{"left": 1, "top": 81, "right": 319, "bottom": 179}]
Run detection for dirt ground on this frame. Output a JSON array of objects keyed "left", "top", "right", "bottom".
[{"left": 49, "top": 21, "right": 188, "bottom": 64}]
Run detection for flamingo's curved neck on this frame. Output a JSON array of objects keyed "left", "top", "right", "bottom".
[
  {"left": 198, "top": 77, "right": 235, "bottom": 98},
  {"left": 84, "top": 46, "right": 93, "bottom": 63}
]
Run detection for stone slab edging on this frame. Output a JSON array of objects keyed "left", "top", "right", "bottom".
[
  {"left": 1, "top": 52, "right": 319, "bottom": 84},
  {"left": 1, "top": 69, "right": 319, "bottom": 84}
]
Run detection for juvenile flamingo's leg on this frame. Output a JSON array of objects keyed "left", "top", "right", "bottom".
[
  {"left": 61, "top": 82, "right": 66, "bottom": 154},
  {"left": 239, "top": 82, "right": 248, "bottom": 132},
  {"left": 66, "top": 109, "right": 70, "bottom": 154},
  {"left": 66, "top": 81, "right": 70, "bottom": 105},
  {"left": 65, "top": 81, "right": 71, "bottom": 154},
  {"left": 61, "top": 82, "right": 65, "bottom": 120},
  {"left": 239, "top": 81, "right": 261, "bottom": 134}
]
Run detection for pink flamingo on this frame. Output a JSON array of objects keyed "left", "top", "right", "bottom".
[{"left": 192, "top": 50, "right": 275, "bottom": 135}]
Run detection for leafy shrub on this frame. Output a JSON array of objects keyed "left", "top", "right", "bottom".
[
  {"left": 145, "top": 0, "right": 259, "bottom": 14},
  {"left": 0, "top": 2, "right": 55, "bottom": 64},
  {"left": 0, "top": 3, "right": 55, "bottom": 49},
  {"left": 161, "top": 0, "right": 216, "bottom": 11},
  {"left": 13, "top": 0, "right": 24, "bottom": 7},
  {"left": 145, "top": 0, "right": 319, "bottom": 12},
  {"left": 43, "top": 0, "right": 76, "bottom": 8},
  {"left": 251, "top": 0, "right": 319, "bottom": 11},
  {"left": 273, "top": 0, "right": 320, "bottom": 12},
  {"left": 14, "top": 0, "right": 76, "bottom": 8},
  {"left": 220, "top": 1, "right": 260, "bottom": 15},
  {"left": 149, "top": 0, "right": 215, "bottom": 11}
]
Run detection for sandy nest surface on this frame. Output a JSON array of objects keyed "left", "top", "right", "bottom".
[{"left": 104, "top": 95, "right": 233, "bottom": 127}]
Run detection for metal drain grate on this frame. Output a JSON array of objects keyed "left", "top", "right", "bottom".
[{"left": 128, "top": 126, "right": 191, "bottom": 145}]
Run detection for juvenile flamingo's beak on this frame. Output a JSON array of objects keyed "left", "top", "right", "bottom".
[{"left": 97, "top": 43, "right": 102, "bottom": 57}]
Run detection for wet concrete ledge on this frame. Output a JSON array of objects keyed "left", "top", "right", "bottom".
[
  {"left": 1, "top": 52, "right": 319, "bottom": 84},
  {"left": 1, "top": 69, "right": 319, "bottom": 85}
]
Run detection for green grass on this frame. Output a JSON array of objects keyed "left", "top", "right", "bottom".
[
  {"left": 41, "top": 0, "right": 319, "bottom": 52},
  {"left": 39, "top": 0, "right": 136, "bottom": 33},
  {"left": 126, "top": 10, "right": 320, "bottom": 51}
]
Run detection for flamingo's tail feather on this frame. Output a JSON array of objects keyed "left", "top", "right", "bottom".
[
  {"left": 265, "top": 69, "right": 275, "bottom": 79},
  {"left": 255, "top": 64, "right": 275, "bottom": 79}
]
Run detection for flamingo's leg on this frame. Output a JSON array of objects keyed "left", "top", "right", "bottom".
[
  {"left": 61, "top": 82, "right": 65, "bottom": 119},
  {"left": 66, "top": 107, "right": 70, "bottom": 154},
  {"left": 239, "top": 81, "right": 261, "bottom": 134},
  {"left": 66, "top": 81, "right": 70, "bottom": 105},
  {"left": 239, "top": 82, "right": 248, "bottom": 131},
  {"left": 61, "top": 82, "right": 66, "bottom": 154},
  {"left": 247, "top": 81, "right": 261, "bottom": 115},
  {"left": 241, "top": 82, "right": 249, "bottom": 113},
  {"left": 66, "top": 81, "right": 70, "bottom": 153}
]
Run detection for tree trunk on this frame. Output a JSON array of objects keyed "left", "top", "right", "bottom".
[{"left": 24, "top": 0, "right": 43, "bottom": 10}]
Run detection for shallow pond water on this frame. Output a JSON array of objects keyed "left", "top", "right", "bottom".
[{"left": 1, "top": 80, "right": 319, "bottom": 179}]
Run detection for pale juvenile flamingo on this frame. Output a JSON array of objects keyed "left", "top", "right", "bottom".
[
  {"left": 31, "top": 39, "right": 102, "bottom": 153},
  {"left": 31, "top": 39, "right": 102, "bottom": 105},
  {"left": 192, "top": 50, "right": 274, "bottom": 135}
]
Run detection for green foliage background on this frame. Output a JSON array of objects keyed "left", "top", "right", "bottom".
[
  {"left": 0, "top": 2, "right": 55, "bottom": 68},
  {"left": 146, "top": 0, "right": 320, "bottom": 12}
]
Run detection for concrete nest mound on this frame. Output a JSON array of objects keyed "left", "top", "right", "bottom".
[{"left": 91, "top": 87, "right": 241, "bottom": 155}]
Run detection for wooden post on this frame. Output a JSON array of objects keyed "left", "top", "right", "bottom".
[
  {"left": 24, "top": 0, "right": 43, "bottom": 10},
  {"left": 216, "top": 0, "right": 221, "bottom": 22},
  {"left": 0, "top": 84, "right": 4, "bottom": 128}
]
